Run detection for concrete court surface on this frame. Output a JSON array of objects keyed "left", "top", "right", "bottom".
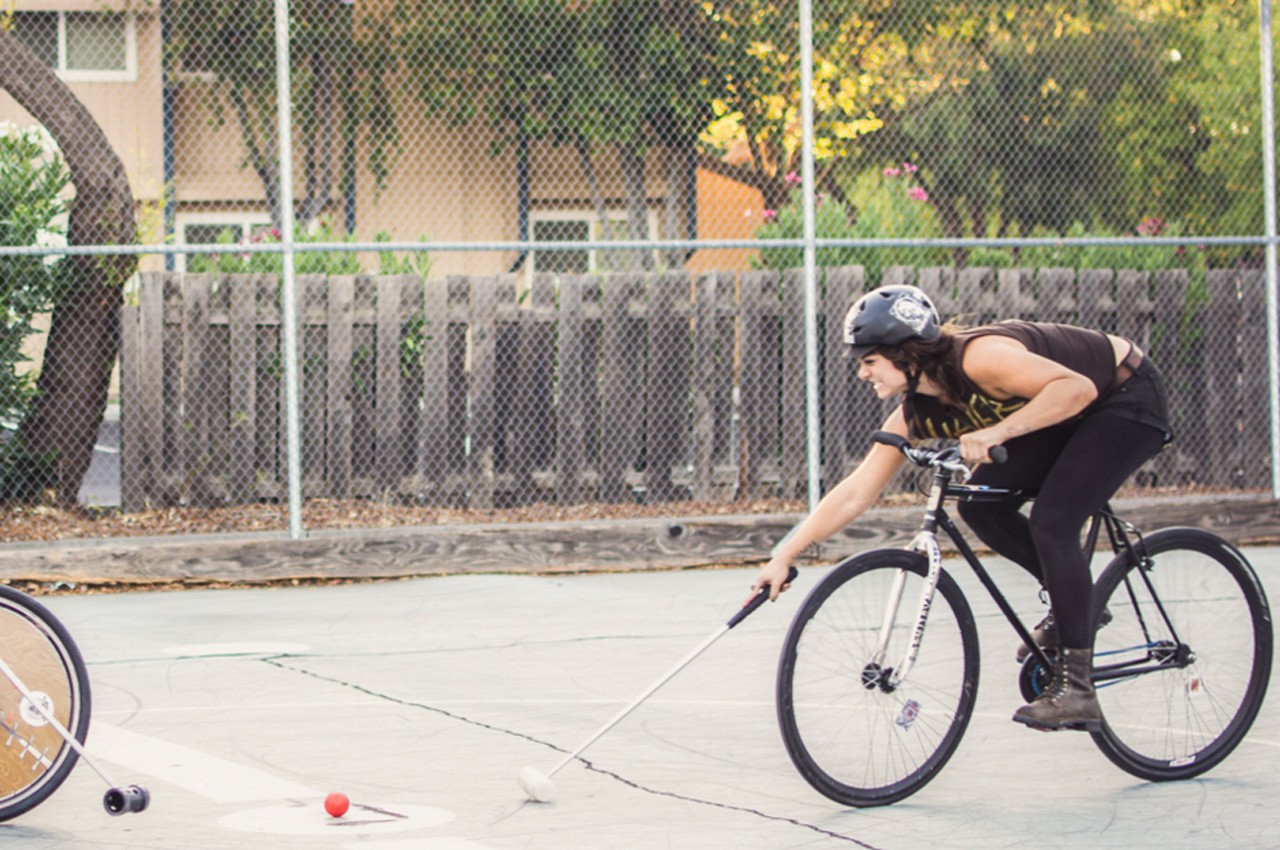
[{"left": 2, "top": 550, "right": 1278, "bottom": 850}]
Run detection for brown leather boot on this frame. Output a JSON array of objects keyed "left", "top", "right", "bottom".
[
  {"left": 1012, "top": 647, "right": 1102, "bottom": 731},
  {"left": 1015, "top": 608, "right": 1112, "bottom": 663},
  {"left": 1015, "top": 612, "right": 1057, "bottom": 663}
]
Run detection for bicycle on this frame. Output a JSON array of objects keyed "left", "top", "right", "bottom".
[
  {"left": 1, "top": 584, "right": 150, "bottom": 821},
  {"left": 776, "top": 431, "right": 1274, "bottom": 807}
]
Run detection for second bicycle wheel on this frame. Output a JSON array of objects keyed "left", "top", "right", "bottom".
[
  {"left": 1090, "top": 528, "right": 1273, "bottom": 781},
  {"left": 777, "top": 551, "right": 979, "bottom": 807},
  {"left": 0, "top": 586, "right": 92, "bottom": 823}
]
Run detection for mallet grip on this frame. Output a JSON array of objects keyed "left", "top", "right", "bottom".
[{"left": 727, "top": 566, "right": 798, "bottom": 628}]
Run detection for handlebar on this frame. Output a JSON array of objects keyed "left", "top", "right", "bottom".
[{"left": 872, "top": 431, "right": 1007, "bottom": 471}]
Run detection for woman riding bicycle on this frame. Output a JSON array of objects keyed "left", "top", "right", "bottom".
[{"left": 751, "top": 284, "right": 1174, "bottom": 730}]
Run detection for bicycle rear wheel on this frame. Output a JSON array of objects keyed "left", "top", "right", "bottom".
[
  {"left": 0, "top": 586, "right": 92, "bottom": 822},
  {"left": 776, "top": 551, "right": 979, "bottom": 807},
  {"left": 1090, "top": 528, "right": 1272, "bottom": 781}
]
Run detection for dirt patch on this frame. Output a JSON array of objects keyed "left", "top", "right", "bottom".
[{"left": 0, "top": 497, "right": 818, "bottom": 544}]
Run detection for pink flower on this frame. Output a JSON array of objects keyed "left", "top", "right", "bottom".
[
  {"left": 902, "top": 162, "right": 918, "bottom": 173},
  {"left": 761, "top": 208, "right": 778, "bottom": 221},
  {"left": 783, "top": 171, "right": 802, "bottom": 185},
  {"left": 1137, "top": 216, "right": 1166, "bottom": 237},
  {"left": 883, "top": 167, "right": 901, "bottom": 178},
  {"left": 907, "top": 186, "right": 929, "bottom": 202}
]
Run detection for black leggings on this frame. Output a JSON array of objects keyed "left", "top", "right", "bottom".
[{"left": 956, "top": 413, "right": 1167, "bottom": 648}]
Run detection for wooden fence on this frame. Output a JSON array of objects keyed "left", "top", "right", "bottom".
[{"left": 118, "top": 266, "right": 1274, "bottom": 512}]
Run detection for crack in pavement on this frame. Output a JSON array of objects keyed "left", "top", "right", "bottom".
[{"left": 262, "top": 654, "right": 884, "bottom": 849}]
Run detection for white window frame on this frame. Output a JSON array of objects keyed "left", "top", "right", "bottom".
[
  {"left": 15, "top": 10, "right": 138, "bottom": 83},
  {"left": 528, "top": 209, "right": 659, "bottom": 276},
  {"left": 174, "top": 212, "right": 273, "bottom": 273}
]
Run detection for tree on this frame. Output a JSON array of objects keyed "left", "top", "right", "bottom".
[
  {"left": 0, "top": 29, "right": 137, "bottom": 502},
  {"left": 700, "top": 0, "right": 954, "bottom": 211},
  {"left": 824, "top": 0, "right": 1222, "bottom": 263},
  {"left": 171, "top": 0, "right": 400, "bottom": 230},
  {"left": 401, "top": 0, "right": 720, "bottom": 270}
]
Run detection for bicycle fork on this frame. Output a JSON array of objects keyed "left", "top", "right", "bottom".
[{"left": 871, "top": 481, "right": 948, "bottom": 692}]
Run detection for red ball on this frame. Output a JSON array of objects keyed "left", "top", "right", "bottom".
[{"left": 324, "top": 792, "right": 350, "bottom": 818}]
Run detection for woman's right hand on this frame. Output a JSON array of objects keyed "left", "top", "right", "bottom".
[{"left": 749, "top": 555, "right": 796, "bottom": 604}]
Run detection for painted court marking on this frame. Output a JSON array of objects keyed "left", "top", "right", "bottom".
[
  {"left": 161, "top": 642, "right": 312, "bottom": 657},
  {"left": 220, "top": 799, "right": 454, "bottom": 836},
  {"left": 88, "top": 723, "right": 474, "bottom": 841}
]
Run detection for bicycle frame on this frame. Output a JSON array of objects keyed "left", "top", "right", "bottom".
[{"left": 878, "top": 443, "right": 1186, "bottom": 690}]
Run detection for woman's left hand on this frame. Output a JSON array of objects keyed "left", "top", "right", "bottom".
[{"left": 959, "top": 428, "right": 1005, "bottom": 464}]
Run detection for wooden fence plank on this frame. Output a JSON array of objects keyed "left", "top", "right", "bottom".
[
  {"left": 326, "top": 275, "right": 355, "bottom": 497},
  {"left": 516, "top": 274, "right": 557, "bottom": 501},
  {"left": 921, "top": 267, "right": 958, "bottom": 319},
  {"left": 349, "top": 276, "right": 379, "bottom": 495},
  {"left": 161, "top": 274, "right": 183, "bottom": 502},
  {"left": 1035, "top": 268, "right": 1076, "bottom": 324},
  {"left": 647, "top": 272, "right": 690, "bottom": 502},
  {"left": 1149, "top": 269, "right": 1189, "bottom": 485},
  {"left": 1077, "top": 268, "right": 1115, "bottom": 332},
  {"left": 469, "top": 275, "right": 498, "bottom": 508},
  {"left": 228, "top": 276, "right": 257, "bottom": 503},
  {"left": 204, "top": 279, "right": 230, "bottom": 502},
  {"left": 373, "top": 275, "right": 402, "bottom": 496},
  {"left": 119, "top": 300, "right": 144, "bottom": 512},
  {"left": 740, "top": 270, "right": 781, "bottom": 496},
  {"left": 255, "top": 275, "right": 283, "bottom": 500},
  {"left": 780, "top": 269, "right": 806, "bottom": 499},
  {"left": 418, "top": 277, "right": 450, "bottom": 501},
  {"left": 995, "top": 268, "right": 1035, "bottom": 319},
  {"left": 300, "top": 276, "right": 327, "bottom": 496},
  {"left": 690, "top": 273, "right": 717, "bottom": 501},
  {"left": 1239, "top": 270, "right": 1270, "bottom": 488},
  {"left": 954, "top": 267, "right": 995, "bottom": 323},
  {"left": 491, "top": 274, "right": 520, "bottom": 500},
  {"left": 1114, "top": 270, "right": 1152, "bottom": 347},
  {"left": 556, "top": 275, "right": 586, "bottom": 505},
  {"left": 713, "top": 272, "right": 738, "bottom": 498},
  {"left": 1203, "top": 270, "right": 1240, "bottom": 487},
  {"left": 599, "top": 274, "right": 645, "bottom": 503},
  {"left": 821, "top": 266, "right": 859, "bottom": 488}
]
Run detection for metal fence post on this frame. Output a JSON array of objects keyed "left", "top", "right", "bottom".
[
  {"left": 799, "top": 0, "right": 821, "bottom": 512},
  {"left": 1260, "top": 0, "right": 1280, "bottom": 499},
  {"left": 273, "top": 0, "right": 304, "bottom": 538}
]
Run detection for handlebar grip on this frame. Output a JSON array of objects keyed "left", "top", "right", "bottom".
[
  {"left": 728, "top": 566, "right": 799, "bottom": 628},
  {"left": 988, "top": 445, "right": 1008, "bottom": 464},
  {"left": 872, "top": 430, "right": 910, "bottom": 451}
]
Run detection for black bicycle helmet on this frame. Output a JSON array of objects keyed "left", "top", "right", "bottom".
[{"left": 842, "top": 285, "right": 941, "bottom": 358}]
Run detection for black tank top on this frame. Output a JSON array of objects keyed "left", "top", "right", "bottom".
[{"left": 906, "top": 321, "right": 1120, "bottom": 440}]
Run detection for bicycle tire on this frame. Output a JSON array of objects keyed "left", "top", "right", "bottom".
[
  {"left": 1089, "top": 528, "right": 1272, "bottom": 781},
  {"left": 776, "top": 550, "right": 980, "bottom": 807},
  {"left": 0, "top": 586, "right": 92, "bottom": 822}
]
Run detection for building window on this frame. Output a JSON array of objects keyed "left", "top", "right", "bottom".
[
  {"left": 529, "top": 211, "right": 658, "bottom": 276},
  {"left": 12, "top": 11, "right": 136, "bottom": 82}
]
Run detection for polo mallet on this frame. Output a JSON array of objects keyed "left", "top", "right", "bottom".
[
  {"left": 0, "top": 656, "right": 150, "bottom": 815},
  {"left": 518, "top": 566, "right": 798, "bottom": 803}
]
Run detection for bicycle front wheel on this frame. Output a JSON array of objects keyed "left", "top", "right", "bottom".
[
  {"left": 0, "top": 586, "right": 92, "bottom": 822},
  {"left": 777, "top": 550, "right": 979, "bottom": 807},
  {"left": 1090, "top": 528, "right": 1272, "bottom": 781}
]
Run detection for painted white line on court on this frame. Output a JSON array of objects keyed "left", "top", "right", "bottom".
[
  {"left": 344, "top": 838, "right": 495, "bottom": 850},
  {"left": 90, "top": 723, "right": 471, "bottom": 839},
  {"left": 161, "top": 642, "right": 311, "bottom": 657},
  {"left": 219, "top": 800, "right": 454, "bottom": 836},
  {"left": 93, "top": 700, "right": 387, "bottom": 718},
  {"left": 89, "top": 722, "right": 318, "bottom": 802}
]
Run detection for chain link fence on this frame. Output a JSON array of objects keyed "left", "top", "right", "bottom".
[{"left": 1, "top": 0, "right": 1277, "bottom": 542}]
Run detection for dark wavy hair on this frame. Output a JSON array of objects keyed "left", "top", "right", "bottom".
[{"left": 874, "top": 321, "right": 972, "bottom": 405}]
